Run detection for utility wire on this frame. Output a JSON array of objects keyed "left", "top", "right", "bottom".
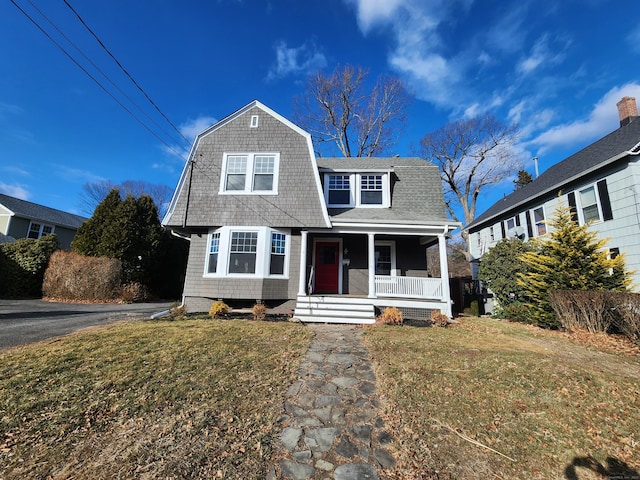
[
  {"left": 62, "top": 0, "right": 192, "bottom": 147},
  {"left": 8, "top": 0, "right": 189, "bottom": 159},
  {"left": 24, "top": 0, "right": 190, "bottom": 154}
]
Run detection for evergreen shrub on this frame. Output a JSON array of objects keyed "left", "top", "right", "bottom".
[{"left": 0, "top": 235, "right": 58, "bottom": 298}]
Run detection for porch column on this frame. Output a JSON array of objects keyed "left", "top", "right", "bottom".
[
  {"left": 298, "top": 230, "right": 308, "bottom": 296},
  {"left": 368, "top": 232, "right": 376, "bottom": 298},
  {"left": 438, "top": 233, "right": 453, "bottom": 317}
]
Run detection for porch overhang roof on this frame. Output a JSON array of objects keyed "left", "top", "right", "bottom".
[{"left": 320, "top": 220, "right": 460, "bottom": 236}]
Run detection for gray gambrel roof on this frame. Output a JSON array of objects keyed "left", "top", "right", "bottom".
[
  {"left": 467, "top": 119, "right": 640, "bottom": 232},
  {"left": 0, "top": 193, "right": 87, "bottom": 229},
  {"left": 317, "top": 157, "right": 452, "bottom": 225}
]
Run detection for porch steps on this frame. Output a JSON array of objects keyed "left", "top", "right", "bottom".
[{"left": 293, "top": 296, "right": 376, "bottom": 324}]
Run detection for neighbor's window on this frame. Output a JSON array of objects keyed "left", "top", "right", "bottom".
[
  {"left": 360, "top": 175, "right": 383, "bottom": 205},
  {"left": 505, "top": 217, "right": 516, "bottom": 230},
  {"left": 579, "top": 186, "right": 600, "bottom": 223},
  {"left": 328, "top": 175, "right": 351, "bottom": 205},
  {"left": 229, "top": 231, "right": 258, "bottom": 274},
  {"left": 269, "top": 232, "right": 286, "bottom": 275},
  {"left": 208, "top": 232, "right": 220, "bottom": 273},
  {"left": 27, "top": 222, "right": 54, "bottom": 239},
  {"left": 533, "top": 207, "right": 546, "bottom": 236}
]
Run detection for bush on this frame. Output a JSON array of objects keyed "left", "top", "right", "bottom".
[
  {"left": 496, "top": 302, "right": 529, "bottom": 323},
  {"left": 0, "top": 235, "right": 58, "bottom": 298},
  {"left": 43, "top": 250, "right": 122, "bottom": 301},
  {"left": 119, "top": 282, "right": 149, "bottom": 303},
  {"left": 170, "top": 303, "right": 188, "bottom": 320},
  {"left": 430, "top": 310, "right": 449, "bottom": 327},
  {"left": 209, "top": 300, "right": 230, "bottom": 319},
  {"left": 252, "top": 303, "right": 267, "bottom": 321},
  {"left": 377, "top": 306, "right": 403, "bottom": 325},
  {"left": 550, "top": 290, "right": 640, "bottom": 345}
]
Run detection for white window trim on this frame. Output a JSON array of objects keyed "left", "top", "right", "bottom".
[
  {"left": 250, "top": 115, "right": 259, "bottom": 128},
  {"left": 204, "top": 226, "right": 290, "bottom": 278},
  {"left": 219, "top": 152, "right": 280, "bottom": 195},
  {"left": 374, "top": 240, "right": 397, "bottom": 276},
  {"left": 27, "top": 221, "right": 55, "bottom": 239},
  {"left": 323, "top": 172, "right": 390, "bottom": 208},
  {"left": 530, "top": 206, "right": 547, "bottom": 237},
  {"left": 576, "top": 183, "right": 603, "bottom": 225}
]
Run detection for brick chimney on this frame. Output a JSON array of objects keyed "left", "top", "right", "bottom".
[{"left": 616, "top": 96, "right": 638, "bottom": 127}]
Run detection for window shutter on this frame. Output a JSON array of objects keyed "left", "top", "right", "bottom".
[
  {"left": 526, "top": 211, "right": 533, "bottom": 238},
  {"left": 567, "top": 192, "right": 578, "bottom": 223},
  {"left": 515, "top": 215, "right": 521, "bottom": 227},
  {"left": 597, "top": 179, "right": 613, "bottom": 221},
  {"left": 501, "top": 221, "right": 506, "bottom": 239}
]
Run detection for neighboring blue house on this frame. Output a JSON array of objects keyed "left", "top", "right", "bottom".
[
  {"left": 466, "top": 96, "right": 640, "bottom": 311},
  {"left": 162, "top": 100, "right": 459, "bottom": 323},
  {"left": 0, "top": 194, "right": 87, "bottom": 249}
]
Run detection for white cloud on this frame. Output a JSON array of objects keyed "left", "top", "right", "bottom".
[
  {"left": 530, "top": 82, "right": 640, "bottom": 154},
  {"left": 0, "top": 182, "right": 30, "bottom": 200},
  {"left": 516, "top": 34, "right": 568, "bottom": 76},
  {"left": 52, "top": 165, "right": 107, "bottom": 184},
  {"left": 179, "top": 116, "right": 217, "bottom": 142},
  {"left": 1, "top": 165, "right": 31, "bottom": 177},
  {"left": 267, "top": 40, "right": 327, "bottom": 81}
]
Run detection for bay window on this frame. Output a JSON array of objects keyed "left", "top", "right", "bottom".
[{"left": 229, "top": 232, "right": 258, "bottom": 274}]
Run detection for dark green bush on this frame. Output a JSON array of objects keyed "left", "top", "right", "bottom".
[{"left": 0, "top": 235, "right": 58, "bottom": 298}]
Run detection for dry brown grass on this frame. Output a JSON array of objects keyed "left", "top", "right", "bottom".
[
  {"left": 0, "top": 319, "right": 311, "bottom": 480},
  {"left": 363, "top": 317, "right": 640, "bottom": 480}
]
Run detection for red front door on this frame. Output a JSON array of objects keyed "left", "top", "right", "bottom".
[{"left": 314, "top": 242, "right": 339, "bottom": 294}]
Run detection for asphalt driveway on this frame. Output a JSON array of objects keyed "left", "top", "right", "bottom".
[{"left": 0, "top": 299, "right": 174, "bottom": 350}]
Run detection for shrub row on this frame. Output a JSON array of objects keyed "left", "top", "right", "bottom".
[
  {"left": 43, "top": 250, "right": 123, "bottom": 301},
  {"left": 549, "top": 290, "right": 640, "bottom": 345}
]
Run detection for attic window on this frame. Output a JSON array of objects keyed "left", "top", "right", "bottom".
[
  {"left": 220, "top": 153, "right": 279, "bottom": 194},
  {"left": 250, "top": 115, "right": 259, "bottom": 128}
]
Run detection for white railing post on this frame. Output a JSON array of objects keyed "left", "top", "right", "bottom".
[
  {"left": 298, "top": 230, "right": 308, "bottom": 296},
  {"left": 438, "top": 233, "right": 452, "bottom": 317},
  {"left": 368, "top": 233, "right": 376, "bottom": 298}
]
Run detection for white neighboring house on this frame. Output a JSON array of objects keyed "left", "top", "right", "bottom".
[{"left": 466, "top": 96, "right": 640, "bottom": 309}]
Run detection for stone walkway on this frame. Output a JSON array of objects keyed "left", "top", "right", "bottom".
[{"left": 267, "top": 324, "right": 395, "bottom": 480}]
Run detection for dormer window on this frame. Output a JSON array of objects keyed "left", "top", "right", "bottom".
[
  {"left": 324, "top": 172, "right": 390, "bottom": 208},
  {"left": 328, "top": 175, "right": 351, "bottom": 205},
  {"left": 360, "top": 175, "right": 383, "bottom": 205}
]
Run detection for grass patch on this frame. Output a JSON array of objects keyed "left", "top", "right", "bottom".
[
  {"left": 0, "top": 319, "right": 311, "bottom": 479},
  {"left": 363, "top": 317, "right": 640, "bottom": 480}
]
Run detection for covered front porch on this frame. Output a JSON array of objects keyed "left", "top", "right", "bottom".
[{"left": 293, "top": 222, "right": 456, "bottom": 324}]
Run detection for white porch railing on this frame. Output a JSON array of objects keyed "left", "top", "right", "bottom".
[{"left": 374, "top": 275, "right": 443, "bottom": 299}]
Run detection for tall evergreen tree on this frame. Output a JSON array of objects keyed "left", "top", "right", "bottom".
[
  {"left": 513, "top": 170, "right": 533, "bottom": 190},
  {"left": 72, "top": 189, "right": 122, "bottom": 256},
  {"left": 518, "top": 202, "right": 631, "bottom": 328}
]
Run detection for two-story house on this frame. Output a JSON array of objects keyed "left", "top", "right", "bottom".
[
  {"left": 0, "top": 194, "right": 87, "bottom": 249},
  {"left": 466, "top": 96, "right": 640, "bottom": 305},
  {"left": 162, "top": 100, "right": 459, "bottom": 323}
]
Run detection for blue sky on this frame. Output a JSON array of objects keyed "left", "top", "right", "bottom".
[{"left": 1, "top": 0, "right": 639, "bottom": 221}]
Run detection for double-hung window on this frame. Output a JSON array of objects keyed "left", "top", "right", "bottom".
[
  {"left": 270, "top": 232, "right": 286, "bottom": 275},
  {"left": 533, "top": 207, "right": 546, "bottom": 236},
  {"left": 229, "top": 232, "right": 258, "bottom": 274},
  {"left": 328, "top": 175, "right": 351, "bottom": 205},
  {"left": 27, "top": 222, "right": 54, "bottom": 239},
  {"left": 221, "top": 153, "right": 278, "bottom": 194},
  {"left": 360, "top": 175, "right": 383, "bottom": 205},
  {"left": 579, "top": 186, "right": 600, "bottom": 223},
  {"left": 208, "top": 232, "right": 220, "bottom": 273}
]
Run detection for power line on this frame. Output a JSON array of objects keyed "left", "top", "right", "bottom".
[
  {"left": 23, "top": 0, "right": 190, "bottom": 154},
  {"left": 62, "top": 0, "right": 192, "bottom": 147},
  {"left": 8, "top": 0, "right": 189, "bottom": 159}
]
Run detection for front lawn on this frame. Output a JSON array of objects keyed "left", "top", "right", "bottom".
[
  {"left": 364, "top": 318, "right": 640, "bottom": 480},
  {"left": 0, "top": 319, "right": 312, "bottom": 479}
]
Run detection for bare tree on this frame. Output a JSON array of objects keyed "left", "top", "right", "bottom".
[
  {"left": 294, "top": 65, "right": 410, "bottom": 157},
  {"left": 79, "top": 180, "right": 173, "bottom": 218},
  {"left": 420, "top": 115, "right": 522, "bottom": 255}
]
